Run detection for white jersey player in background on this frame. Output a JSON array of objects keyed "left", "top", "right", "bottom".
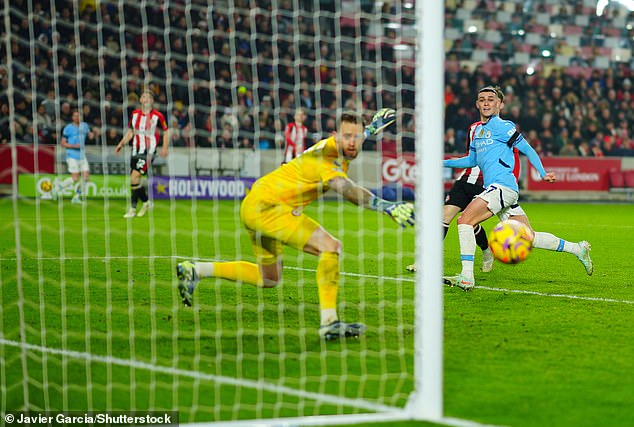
[{"left": 115, "top": 90, "right": 169, "bottom": 218}]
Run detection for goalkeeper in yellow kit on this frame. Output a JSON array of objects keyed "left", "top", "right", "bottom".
[{"left": 176, "top": 109, "right": 415, "bottom": 340}]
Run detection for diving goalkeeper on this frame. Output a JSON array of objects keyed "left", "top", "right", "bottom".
[{"left": 176, "top": 109, "right": 414, "bottom": 340}]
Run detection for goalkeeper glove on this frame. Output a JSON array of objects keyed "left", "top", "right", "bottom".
[
  {"left": 364, "top": 108, "right": 396, "bottom": 138},
  {"left": 370, "top": 196, "right": 415, "bottom": 227}
]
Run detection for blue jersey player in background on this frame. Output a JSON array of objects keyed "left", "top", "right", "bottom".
[
  {"left": 443, "top": 86, "right": 592, "bottom": 291},
  {"left": 58, "top": 109, "right": 95, "bottom": 203}
]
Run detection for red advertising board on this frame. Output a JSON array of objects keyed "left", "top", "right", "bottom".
[
  {"left": 0, "top": 144, "right": 56, "bottom": 184},
  {"left": 527, "top": 157, "right": 621, "bottom": 191},
  {"left": 382, "top": 152, "right": 417, "bottom": 188},
  {"left": 381, "top": 152, "right": 458, "bottom": 190}
]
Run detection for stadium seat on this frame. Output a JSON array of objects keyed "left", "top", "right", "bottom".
[
  {"left": 502, "top": 2, "right": 515, "bottom": 12},
  {"left": 624, "top": 171, "right": 634, "bottom": 188},
  {"left": 548, "top": 24, "right": 563, "bottom": 38},
  {"left": 220, "top": 150, "right": 243, "bottom": 176},
  {"left": 554, "top": 55, "right": 572, "bottom": 67},
  {"left": 525, "top": 33, "right": 543, "bottom": 46},
  {"left": 445, "top": 27, "right": 463, "bottom": 40},
  {"left": 195, "top": 148, "right": 220, "bottom": 175},
  {"left": 609, "top": 170, "right": 625, "bottom": 188},
  {"left": 564, "top": 25, "right": 583, "bottom": 35},
  {"left": 444, "top": 39, "right": 454, "bottom": 53},
  {"left": 495, "top": 10, "right": 511, "bottom": 23},
  {"left": 483, "top": 30, "right": 502, "bottom": 44},
  {"left": 603, "top": 37, "right": 620, "bottom": 49},
  {"left": 594, "top": 56, "right": 610, "bottom": 69},
  {"left": 463, "top": 19, "right": 484, "bottom": 33},
  {"left": 612, "top": 48, "right": 631, "bottom": 62},
  {"left": 536, "top": 13, "right": 551, "bottom": 25},
  {"left": 574, "top": 15, "right": 589, "bottom": 26},
  {"left": 456, "top": 8, "right": 471, "bottom": 20},
  {"left": 512, "top": 52, "right": 530, "bottom": 65}
]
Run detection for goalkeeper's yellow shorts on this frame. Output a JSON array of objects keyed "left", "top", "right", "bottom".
[{"left": 240, "top": 191, "right": 320, "bottom": 265}]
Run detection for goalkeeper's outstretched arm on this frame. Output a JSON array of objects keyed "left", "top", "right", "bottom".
[{"left": 329, "top": 177, "right": 415, "bottom": 227}]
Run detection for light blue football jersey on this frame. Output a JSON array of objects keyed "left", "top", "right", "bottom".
[
  {"left": 444, "top": 115, "right": 546, "bottom": 192},
  {"left": 61, "top": 122, "right": 90, "bottom": 160}
]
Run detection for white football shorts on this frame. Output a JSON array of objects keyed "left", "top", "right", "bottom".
[
  {"left": 476, "top": 183, "right": 526, "bottom": 219},
  {"left": 67, "top": 158, "right": 89, "bottom": 173}
]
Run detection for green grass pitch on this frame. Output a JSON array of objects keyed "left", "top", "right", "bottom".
[{"left": 1, "top": 198, "right": 633, "bottom": 427}]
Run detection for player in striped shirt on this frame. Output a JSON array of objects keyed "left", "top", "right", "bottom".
[
  {"left": 115, "top": 90, "right": 169, "bottom": 218},
  {"left": 176, "top": 109, "right": 412, "bottom": 340},
  {"left": 283, "top": 108, "right": 308, "bottom": 164}
]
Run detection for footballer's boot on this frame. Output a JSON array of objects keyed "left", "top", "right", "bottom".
[
  {"left": 177, "top": 261, "right": 199, "bottom": 306},
  {"left": 443, "top": 274, "right": 475, "bottom": 291},
  {"left": 71, "top": 195, "right": 83, "bottom": 204},
  {"left": 137, "top": 202, "right": 152, "bottom": 217},
  {"left": 481, "top": 248, "right": 494, "bottom": 273},
  {"left": 576, "top": 241, "right": 593, "bottom": 276},
  {"left": 406, "top": 264, "right": 417, "bottom": 273},
  {"left": 319, "top": 320, "right": 366, "bottom": 340},
  {"left": 123, "top": 208, "right": 137, "bottom": 218}
]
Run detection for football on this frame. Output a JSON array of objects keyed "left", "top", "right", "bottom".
[{"left": 488, "top": 219, "right": 534, "bottom": 264}]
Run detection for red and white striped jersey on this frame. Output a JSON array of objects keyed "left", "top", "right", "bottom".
[
  {"left": 456, "top": 121, "right": 485, "bottom": 185},
  {"left": 128, "top": 109, "right": 168, "bottom": 156},
  {"left": 283, "top": 122, "right": 308, "bottom": 163},
  {"left": 456, "top": 120, "right": 520, "bottom": 185}
]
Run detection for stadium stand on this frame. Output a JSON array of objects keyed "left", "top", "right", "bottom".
[{"left": 1, "top": 0, "right": 633, "bottom": 157}]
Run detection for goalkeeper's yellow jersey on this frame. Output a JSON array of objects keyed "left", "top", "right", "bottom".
[{"left": 250, "top": 135, "right": 349, "bottom": 208}]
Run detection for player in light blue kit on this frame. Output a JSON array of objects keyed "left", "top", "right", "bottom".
[
  {"left": 443, "top": 86, "right": 593, "bottom": 290},
  {"left": 58, "top": 109, "right": 94, "bottom": 203}
]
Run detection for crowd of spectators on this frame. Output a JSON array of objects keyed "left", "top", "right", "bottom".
[{"left": 1, "top": 0, "right": 633, "bottom": 158}]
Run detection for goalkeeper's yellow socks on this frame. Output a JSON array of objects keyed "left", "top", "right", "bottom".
[
  {"left": 317, "top": 252, "right": 339, "bottom": 325},
  {"left": 196, "top": 261, "right": 263, "bottom": 287}
]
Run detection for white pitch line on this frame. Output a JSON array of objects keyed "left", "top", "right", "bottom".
[
  {"left": 0, "top": 338, "right": 396, "bottom": 414},
  {"left": 283, "top": 266, "right": 634, "bottom": 306},
  {"left": 2, "top": 255, "right": 633, "bottom": 305}
]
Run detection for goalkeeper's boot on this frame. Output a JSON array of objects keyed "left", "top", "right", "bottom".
[
  {"left": 443, "top": 274, "right": 475, "bottom": 291},
  {"left": 406, "top": 264, "right": 417, "bottom": 273},
  {"left": 481, "top": 248, "right": 494, "bottom": 273},
  {"left": 364, "top": 108, "right": 396, "bottom": 137},
  {"left": 177, "top": 261, "right": 199, "bottom": 306},
  {"left": 319, "top": 320, "right": 366, "bottom": 341},
  {"left": 576, "top": 241, "right": 593, "bottom": 276}
]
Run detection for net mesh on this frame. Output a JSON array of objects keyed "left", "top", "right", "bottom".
[{"left": 2, "top": 0, "right": 418, "bottom": 423}]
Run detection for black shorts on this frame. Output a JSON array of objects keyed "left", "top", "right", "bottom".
[
  {"left": 445, "top": 180, "right": 485, "bottom": 211},
  {"left": 130, "top": 155, "right": 153, "bottom": 176}
]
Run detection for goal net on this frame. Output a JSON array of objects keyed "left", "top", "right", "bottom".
[{"left": 1, "top": 0, "right": 443, "bottom": 425}]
